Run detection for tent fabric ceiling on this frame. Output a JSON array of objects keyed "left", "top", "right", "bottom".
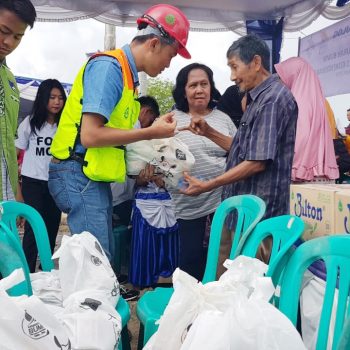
[{"left": 32, "top": 0, "right": 350, "bottom": 32}]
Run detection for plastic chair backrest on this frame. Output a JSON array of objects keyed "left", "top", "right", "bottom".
[
  {"left": 0, "top": 221, "right": 32, "bottom": 296},
  {"left": 338, "top": 316, "right": 350, "bottom": 350},
  {"left": 0, "top": 201, "right": 54, "bottom": 271},
  {"left": 279, "top": 235, "right": 350, "bottom": 350},
  {"left": 238, "top": 215, "right": 305, "bottom": 285},
  {"left": 202, "top": 194, "right": 266, "bottom": 283}
]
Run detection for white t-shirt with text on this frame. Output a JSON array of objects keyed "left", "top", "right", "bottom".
[{"left": 15, "top": 116, "right": 57, "bottom": 181}]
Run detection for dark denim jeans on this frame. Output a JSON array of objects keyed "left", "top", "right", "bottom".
[{"left": 48, "top": 160, "right": 114, "bottom": 261}]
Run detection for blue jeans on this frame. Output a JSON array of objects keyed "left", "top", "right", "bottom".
[{"left": 48, "top": 160, "right": 114, "bottom": 261}]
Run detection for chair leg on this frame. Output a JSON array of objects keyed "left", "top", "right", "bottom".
[
  {"left": 137, "top": 323, "right": 145, "bottom": 350},
  {"left": 296, "top": 301, "right": 302, "bottom": 336},
  {"left": 144, "top": 319, "right": 159, "bottom": 346},
  {"left": 119, "top": 326, "right": 131, "bottom": 350}
]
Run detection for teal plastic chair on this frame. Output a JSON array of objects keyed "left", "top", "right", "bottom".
[
  {"left": 0, "top": 201, "right": 131, "bottom": 350},
  {"left": 238, "top": 215, "right": 305, "bottom": 287},
  {"left": 337, "top": 316, "right": 350, "bottom": 350},
  {"left": 278, "top": 236, "right": 350, "bottom": 350},
  {"left": 117, "top": 297, "right": 131, "bottom": 350},
  {"left": 112, "top": 225, "right": 131, "bottom": 275},
  {"left": 136, "top": 194, "right": 266, "bottom": 347},
  {"left": 0, "top": 221, "right": 32, "bottom": 296},
  {"left": 0, "top": 201, "right": 54, "bottom": 271}
]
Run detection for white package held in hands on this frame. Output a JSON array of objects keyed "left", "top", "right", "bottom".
[
  {"left": 52, "top": 232, "right": 119, "bottom": 307},
  {"left": 126, "top": 137, "right": 195, "bottom": 188}
]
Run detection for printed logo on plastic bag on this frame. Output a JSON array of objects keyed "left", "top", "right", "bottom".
[
  {"left": 80, "top": 298, "right": 102, "bottom": 311},
  {"left": 90, "top": 255, "right": 102, "bottom": 266},
  {"left": 54, "top": 336, "right": 72, "bottom": 349},
  {"left": 94, "top": 241, "right": 104, "bottom": 256},
  {"left": 175, "top": 149, "right": 186, "bottom": 160},
  {"left": 108, "top": 313, "right": 122, "bottom": 343},
  {"left": 22, "top": 310, "right": 49, "bottom": 340},
  {"left": 181, "top": 323, "right": 193, "bottom": 344},
  {"left": 90, "top": 241, "right": 106, "bottom": 266},
  {"left": 111, "top": 282, "right": 119, "bottom": 297}
]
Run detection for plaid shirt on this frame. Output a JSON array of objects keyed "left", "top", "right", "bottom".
[{"left": 223, "top": 74, "right": 298, "bottom": 219}]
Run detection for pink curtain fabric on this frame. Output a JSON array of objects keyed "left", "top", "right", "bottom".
[{"left": 275, "top": 57, "right": 339, "bottom": 181}]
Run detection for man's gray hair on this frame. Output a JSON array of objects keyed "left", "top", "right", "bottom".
[{"left": 227, "top": 35, "right": 270, "bottom": 71}]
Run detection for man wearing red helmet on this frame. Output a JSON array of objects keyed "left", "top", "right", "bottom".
[{"left": 48, "top": 4, "right": 191, "bottom": 265}]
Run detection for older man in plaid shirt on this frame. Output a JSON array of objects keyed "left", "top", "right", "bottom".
[{"left": 181, "top": 34, "right": 298, "bottom": 263}]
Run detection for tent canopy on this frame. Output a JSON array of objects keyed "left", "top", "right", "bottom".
[{"left": 32, "top": 0, "right": 350, "bottom": 33}]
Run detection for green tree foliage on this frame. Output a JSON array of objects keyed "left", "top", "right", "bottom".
[{"left": 146, "top": 77, "right": 175, "bottom": 115}]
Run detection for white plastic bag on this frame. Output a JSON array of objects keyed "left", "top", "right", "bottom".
[
  {"left": 145, "top": 257, "right": 269, "bottom": 350},
  {"left": 58, "top": 290, "right": 121, "bottom": 350},
  {"left": 126, "top": 137, "right": 195, "bottom": 188},
  {"left": 0, "top": 269, "right": 71, "bottom": 350},
  {"left": 30, "top": 269, "right": 62, "bottom": 307},
  {"left": 145, "top": 256, "right": 306, "bottom": 350},
  {"left": 181, "top": 296, "right": 306, "bottom": 350},
  {"left": 52, "top": 232, "right": 119, "bottom": 307},
  {"left": 144, "top": 269, "right": 202, "bottom": 350}
]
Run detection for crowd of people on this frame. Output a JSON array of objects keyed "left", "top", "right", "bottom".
[{"left": 1, "top": 0, "right": 349, "bottom": 303}]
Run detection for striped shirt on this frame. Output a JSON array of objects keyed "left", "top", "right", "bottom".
[
  {"left": 170, "top": 109, "right": 236, "bottom": 220},
  {"left": 223, "top": 74, "right": 298, "bottom": 219}
]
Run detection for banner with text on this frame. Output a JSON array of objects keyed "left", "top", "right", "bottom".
[{"left": 299, "top": 16, "right": 350, "bottom": 97}]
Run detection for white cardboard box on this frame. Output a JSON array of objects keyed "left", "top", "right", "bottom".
[{"left": 290, "top": 184, "right": 350, "bottom": 240}]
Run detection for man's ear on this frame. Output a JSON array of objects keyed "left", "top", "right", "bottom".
[
  {"left": 253, "top": 55, "right": 262, "bottom": 71},
  {"left": 138, "top": 106, "right": 147, "bottom": 118},
  {"left": 148, "top": 37, "right": 161, "bottom": 52}
]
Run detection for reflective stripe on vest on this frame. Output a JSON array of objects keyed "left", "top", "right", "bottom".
[{"left": 50, "top": 49, "right": 140, "bottom": 182}]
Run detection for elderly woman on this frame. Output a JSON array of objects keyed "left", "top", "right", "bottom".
[{"left": 170, "top": 63, "right": 236, "bottom": 280}]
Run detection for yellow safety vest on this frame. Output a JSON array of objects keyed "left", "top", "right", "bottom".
[{"left": 50, "top": 49, "right": 140, "bottom": 182}]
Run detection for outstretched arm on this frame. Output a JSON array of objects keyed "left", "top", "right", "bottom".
[
  {"left": 180, "top": 160, "right": 266, "bottom": 196},
  {"left": 81, "top": 112, "right": 176, "bottom": 148},
  {"left": 178, "top": 116, "right": 232, "bottom": 151}
]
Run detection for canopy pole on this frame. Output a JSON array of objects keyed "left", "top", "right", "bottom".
[
  {"left": 139, "top": 72, "right": 148, "bottom": 96},
  {"left": 104, "top": 24, "right": 148, "bottom": 97},
  {"left": 104, "top": 24, "right": 116, "bottom": 50}
]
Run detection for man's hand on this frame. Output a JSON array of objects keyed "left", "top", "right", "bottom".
[
  {"left": 179, "top": 172, "right": 212, "bottom": 196},
  {"left": 150, "top": 112, "right": 176, "bottom": 139},
  {"left": 137, "top": 163, "right": 155, "bottom": 186},
  {"left": 137, "top": 164, "right": 165, "bottom": 188},
  {"left": 152, "top": 175, "right": 165, "bottom": 188},
  {"left": 177, "top": 116, "right": 210, "bottom": 137},
  {"left": 177, "top": 116, "right": 232, "bottom": 151}
]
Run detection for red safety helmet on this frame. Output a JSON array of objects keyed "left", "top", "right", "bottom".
[{"left": 137, "top": 4, "right": 191, "bottom": 59}]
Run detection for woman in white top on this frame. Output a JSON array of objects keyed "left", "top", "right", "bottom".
[
  {"left": 15, "top": 79, "right": 66, "bottom": 272},
  {"left": 170, "top": 63, "right": 237, "bottom": 280}
]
